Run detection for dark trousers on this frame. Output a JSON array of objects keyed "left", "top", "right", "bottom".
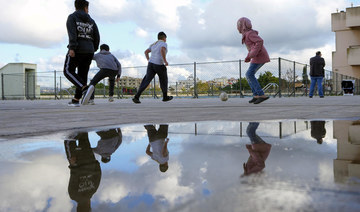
[
  {"left": 63, "top": 52, "right": 93, "bottom": 99},
  {"left": 135, "top": 62, "right": 168, "bottom": 99},
  {"left": 144, "top": 125, "right": 168, "bottom": 142},
  {"left": 90, "top": 68, "right": 117, "bottom": 97}
]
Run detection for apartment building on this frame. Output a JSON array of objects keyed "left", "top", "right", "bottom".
[
  {"left": 332, "top": 6, "right": 360, "bottom": 79},
  {"left": 118, "top": 76, "right": 142, "bottom": 88}
]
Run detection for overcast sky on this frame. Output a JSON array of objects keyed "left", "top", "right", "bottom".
[{"left": 0, "top": 0, "right": 357, "bottom": 75}]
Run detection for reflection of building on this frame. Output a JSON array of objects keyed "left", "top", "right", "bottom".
[
  {"left": 331, "top": 6, "right": 360, "bottom": 79},
  {"left": 118, "top": 76, "right": 142, "bottom": 88},
  {"left": 0, "top": 63, "right": 40, "bottom": 100},
  {"left": 333, "top": 120, "right": 360, "bottom": 182}
]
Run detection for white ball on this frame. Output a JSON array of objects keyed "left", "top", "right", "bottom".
[{"left": 219, "top": 92, "right": 228, "bottom": 101}]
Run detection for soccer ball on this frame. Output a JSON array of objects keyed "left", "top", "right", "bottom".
[{"left": 219, "top": 92, "right": 228, "bottom": 101}]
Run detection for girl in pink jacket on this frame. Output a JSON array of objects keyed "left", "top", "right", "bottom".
[{"left": 237, "top": 17, "right": 270, "bottom": 104}]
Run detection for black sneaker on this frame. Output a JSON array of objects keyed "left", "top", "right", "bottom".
[
  {"left": 253, "top": 96, "right": 269, "bottom": 104},
  {"left": 132, "top": 97, "right": 141, "bottom": 104},
  {"left": 162, "top": 96, "right": 173, "bottom": 102},
  {"left": 249, "top": 98, "right": 257, "bottom": 103},
  {"left": 320, "top": 96, "right": 324, "bottom": 98},
  {"left": 68, "top": 99, "right": 80, "bottom": 107}
]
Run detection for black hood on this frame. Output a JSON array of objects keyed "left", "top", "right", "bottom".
[{"left": 73, "top": 10, "right": 91, "bottom": 22}]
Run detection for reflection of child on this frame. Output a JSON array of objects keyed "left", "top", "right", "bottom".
[
  {"left": 243, "top": 122, "right": 271, "bottom": 175},
  {"left": 64, "top": 132, "right": 101, "bottom": 212},
  {"left": 144, "top": 125, "right": 169, "bottom": 172},
  {"left": 93, "top": 128, "right": 122, "bottom": 163}
]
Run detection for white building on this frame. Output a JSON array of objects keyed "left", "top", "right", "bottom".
[
  {"left": 332, "top": 6, "right": 360, "bottom": 79},
  {"left": 0, "top": 63, "right": 40, "bottom": 100}
]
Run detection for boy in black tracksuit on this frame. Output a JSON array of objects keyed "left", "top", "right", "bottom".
[{"left": 63, "top": 0, "right": 100, "bottom": 107}]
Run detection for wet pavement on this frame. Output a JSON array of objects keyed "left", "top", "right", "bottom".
[{"left": 1, "top": 120, "right": 360, "bottom": 212}]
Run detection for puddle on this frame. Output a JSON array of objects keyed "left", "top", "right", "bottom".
[{"left": 0, "top": 120, "right": 360, "bottom": 212}]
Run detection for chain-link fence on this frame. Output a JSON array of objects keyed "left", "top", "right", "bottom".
[{"left": 1, "top": 57, "right": 359, "bottom": 100}]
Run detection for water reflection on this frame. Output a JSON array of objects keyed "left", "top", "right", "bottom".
[
  {"left": 145, "top": 125, "right": 170, "bottom": 172},
  {"left": 243, "top": 122, "right": 272, "bottom": 176},
  {"left": 333, "top": 120, "right": 360, "bottom": 183},
  {"left": 93, "top": 128, "right": 122, "bottom": 163},
  {"left": 311, "top": 121, "right": 326, "bottom": 144},
  {"left": 0, "top": 120, "right": 360, "bottom": 212},
  {"left": 64, "top": 132, "right": 101, "bottom": 212}
]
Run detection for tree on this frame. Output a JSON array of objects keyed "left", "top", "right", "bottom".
[
  {"left": 197, "top": 82, "right": 210, "bottom": 94},
  {"left": 302, "top": 65, "right": 310, "bottom": 85},
  {"left": 258, "top": 71, "right": 278, "bottom": 88}
]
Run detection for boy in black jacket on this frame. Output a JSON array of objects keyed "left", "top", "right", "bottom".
[{"left": 63, "top": 0, "right": 100, "bottom": 107}]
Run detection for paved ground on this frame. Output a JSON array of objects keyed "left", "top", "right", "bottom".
[{"left": 1, "top": 96, "right": 359, "bottom": 139}]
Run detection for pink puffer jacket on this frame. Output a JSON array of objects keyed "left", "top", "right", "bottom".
[{"left": 237, "top": 17, "right": 270, "bottom": 64}]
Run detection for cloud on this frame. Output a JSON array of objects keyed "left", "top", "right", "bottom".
[
  {"left": 91, "top": 0, "right": 191, "bottom": 32},
  {"left": 0, "top": 0, "right": 71, "bottom": 47},
  {"left": 176, "top": 0, "right": 349, "bottom": 61},
  {"left": 0, "top": 149, "right": 72, "bottom": 212},
  {"left": 135, "top": 27, "right": 149, "bottom": 38},
  {"left": 0, "top": 0, "right": 353, "bottom": 72}
]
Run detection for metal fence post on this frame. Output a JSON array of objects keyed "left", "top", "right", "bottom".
[
  {"left": 293, "top": 61, "right": 296, "bottom": 97},
  {"left": 54, "top": 70, "right": 57, "bottom": 100},
  {"left": 278, "top": 57, "right": 282, "bottom": 98},
  {"left": 193, "top": 62, "right": 198, "bottom": 98},
  {"left": 33, "top": 72, "right": 36, "bottom": 99},
  {"left": 176, "top": 82, "right": 178, "bottom": 97},
  {"left": 335, "top": 73, "right": 338, "bottom": 95},
  {"left": 239, "top": 59, "right": 243, "bottom": 98},
  {"left": 153, "top": 78, "right": 156, "bottom": 98},
  {"left": 60, "top": 76, "right": 62, "bottom": 99},
  {"left": 103, "top": 79, "right": 106, "bottom": 97},
  {"left": 116, "top": 81, "right": 120, "bottom": 99},
  {"left": 304, "top": 65, "right": 308, "bottom": 96},
  {"left": 1, "top": 73, "right": 4, "bottom": 100}
]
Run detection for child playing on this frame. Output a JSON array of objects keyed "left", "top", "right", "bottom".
[
  {"left": 82, "top": 44, "right": 122, "bottom": 105},
  {"left": 237, "top": 17, "right": 270, "bottom": 104},
  {"left": 132, "top": 32, "right": 173, "bottom": 103}
]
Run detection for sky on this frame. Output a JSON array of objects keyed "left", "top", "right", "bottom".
[{"left": 0, "top": 0, "right": 358, "bottom": 76}]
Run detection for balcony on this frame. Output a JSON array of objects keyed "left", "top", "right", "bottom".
[
  {"left": 346, "top": 7, "right": 360, "bottom": 28},
  {"left": 347, "top": 46, "right": 360, "bottom": 65}
]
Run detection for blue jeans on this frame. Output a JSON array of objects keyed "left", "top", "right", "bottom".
[
  {"left": 246, "top": 63, "right": 265, "bottom": 96},
  {"left": 246, "top": 122, "right": 265, "bottom": 144},
  {"left": 309, "top": 77, "right": 324, "bottom": 97}
]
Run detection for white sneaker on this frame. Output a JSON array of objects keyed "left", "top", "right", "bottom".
[
  {"left": 108, "top": 96, "right": 114, "bottom": 102},
  {"left": 82, "top": 85, "right": 94, "bottom": 105},
  {"left": 88, "top": 99, "right": 95, "bottom": 105}
]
